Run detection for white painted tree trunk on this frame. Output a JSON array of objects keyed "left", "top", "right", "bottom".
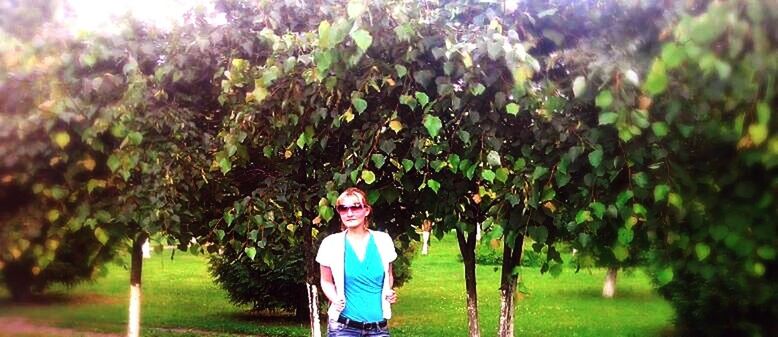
[
  {"left": 602, "top": 267, "right": 618, "bottom": 298},
  {"left": 422, "top": 231, "right": 430, "bottom": 255},
  {"left": 307, "top": 282, "right": 321, "bottom": 337},
  {"left": 141, "top": 238, "right": 151, "bottom": 259},
  {"left": 497, "top": 286, "right": 515, "bottom": 337},
  {"left": 127, "top": 284, "right": 141, "bottom": 337},
  {"left": 127, "top": 233, "right": 146, "bottom": 337},
  {"left": 476, "top": 223, "right": 482, "bottom": 242}
]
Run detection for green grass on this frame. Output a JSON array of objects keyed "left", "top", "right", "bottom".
[{"left": 0, "top": 235, "right": 674, "bottom": 336}]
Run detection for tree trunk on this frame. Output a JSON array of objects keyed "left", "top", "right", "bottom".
[
  {"left": 498, "top": 234, "right": 525, "bottom": 337},
  {"left": 306, "top": 282, "right": 321, "bottom": 337},
  {"left": 602, "top": 267, "right": 618, "bottom": 298},
  {"left": 302, "top": 217, "right": 320, "bottom": 337},
  {"left": 456, "top": 228, "right": 480, "bottom": 337},
  {"left": 422, "top": 230, "right": 430, "bottom": 255},
  {"left": 3, "top": 259, "right": 34, "bottom": 302},
  {"left": 127, "top": 231, "right": 148, "bottom": 337}
]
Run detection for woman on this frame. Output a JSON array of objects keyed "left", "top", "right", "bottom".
[{"left": 316, "top": 187, "right": 398, "bottom": 337}]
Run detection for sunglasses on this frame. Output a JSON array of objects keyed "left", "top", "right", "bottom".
[{"left": 336, "top": 204, "right": 366, "bottom": 213}]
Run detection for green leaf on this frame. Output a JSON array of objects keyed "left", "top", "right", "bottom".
[
  {"left": 616, "top": 190, "right": 634, "bottom": 208},
  {"left": 528, "top": 226, "right": 548, "bottom": 244},
  {"left": 318, "top": 20, "right": 331, "bottom": 49},
  {"left": 399, "top": 94, "right": 417, "bottom": 110},
  {"left": 219, "top": 157, "right": 232, "bottom": 174},
  {"left": 296, "top": 133, "right": 307, "bottom": 149},
  {"left": 695, "top": 243, "right": 711, "bottom": 261},
  {"left": 654, "top": 184, "right": 670, "bottom": 202},
  {"left": 531, "top": 166, "right": 548, "bottom": 181},
  {"left": 756, "top": 102, "right": 770, "bottom": 125},
  {"left": 572, "top": 76, "right": 586, "bottom": 98},
  {"left": 505, "top": 103, "right": 520, "bottom": 115},
  {"left": 423, "top": 114, "right": 443, "bottom": 137},
  {"left": 575, "top": 210, "right": 592, "bottom": 224},
  {"left": 50, "top": 186, "right": 67, "bottom": 200},
  {"left": 350, "top": 29, "right": 373, "bottom": 51},
  {"left": 595, "top": 90, "right": 614, "bottom": 109},
  {"left": 598, "top": 112, "right": 618, "bottom": 125},
  {"left": 346, "top": 0, "right": 366, "bottom": 18},
  {"left": 361, "top": 170, "right": 376, "bottom": 184},
  {"left": 656, "top": 267, "right": 674, "bottom": 286},
  {"left": 352, "top": 97, "right": 368, "bottom": 114},
  {"left": 216, "top": 229, "right": 226, "bottom": 241},
  {"left": 757, "top": 246, "right": 776, "bottom": 260},
  {"left": 245, "top": 247, "right": 257, "bottom": 260},
  {"left": 513, "top": 158, "right": 526, "bottom": 171},
  {"left": 540, "top": 187, "right": 555, "bottom": 202},
  {"left": 402, "top": 159, "right": 414, "bottom": 172},
  {"left": 395, "top": 64, "right": 407, "bottom": 78},
  {"left": 588, "top": 149, "right": 603, "bottom": 168},
  {"left": 415, "top": 91, "right": 430, "bottom": 108},
  {"left": 612, "top": 245, "right": 629, "bottom": 262},
  {"left": 53, "top": 132, "right": 71, "bottom": 149},
  {"left": 661, "top": 43, "right": 685, "bottom": 69},
  {"left": 447, "top": 154, "right": 460, "bottom": 173},
  {"left": 481, "top": 169, "right": 496, "bottom": 183},
  {"left": 643, "top": 60, "right": 668, "bottom": 96},
  {"left": 632, "top": 172, "right": 649, "bottom": 188},
  {"left": 668, "top": 193, "right": 683, "bottom": 210},
  {"left": 252, "top": 82, "right": 269, "bottom": 103},
  {"left": 47, "top": 209, "right": 60, "bottom": 222},
  {"left": 495, "top": 168, "right": 510, "bottom": 183},
  {"left": 486, "top": 151, "right": 501, "bottom": 167},
  {"left": 127, "top": 131, "right": 143, "bottom": 146},
  {"left": 107, "top": 154, "right": 121, "bottom": 172},
  {"left": 470, "top": 83, "right": 486, "bottom": 96},
  {"left": 371, "top": 154, "right": 386, "bottom": 169},
  {"left": 94, "top": 228, "right": 109, "bottom": 245},
  {"left": 427, "top": 179, "right": 441, "bottom": 193},
  {"left": 748, "top": 124, "right": 768, "bottom": 145},
  {"left": 590, "top": 202, "right": 606, "bottom": 219},
  {"left": 319, "top": 205, "right": 334, "bottom": 222},
  {"left": 651, "top": 122, "right": 669, "bottom": 138},
  {"left": 618, "top": 228, "right": 634, "bottom": 245}
]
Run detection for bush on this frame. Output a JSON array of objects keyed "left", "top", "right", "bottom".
[
  {"left": 1, "top": 227, "right": 119, "bottom": 301},
  {"left": 209, "top": 249, "right": 309, "bottom": 319}
]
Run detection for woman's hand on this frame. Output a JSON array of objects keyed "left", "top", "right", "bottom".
[
  {"left": 331, "top": 298, "right": 346, "bottom": 311},
  {"left": 385, "top": 289, "right": 398, "bottom": 304}
]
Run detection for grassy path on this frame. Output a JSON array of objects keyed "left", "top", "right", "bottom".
[{"left": 0, "top": 234, "right": 673, "bottom": 336}]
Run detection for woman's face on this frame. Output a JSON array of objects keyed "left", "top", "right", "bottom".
[{"left": 337, "top": 194, "right": 370, "bottom": 229}]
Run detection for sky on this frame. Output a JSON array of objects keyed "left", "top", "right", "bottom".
[{"left": 60, "top": 0, "right": 224, "bottom": 34}]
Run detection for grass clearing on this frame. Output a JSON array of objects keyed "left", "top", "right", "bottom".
[{"left": 0, "top": 234, "right": 673, "bottom": 336}]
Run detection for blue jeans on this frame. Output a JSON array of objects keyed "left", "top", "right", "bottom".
[{"left": 327, "top": 319, "right": 391, "bottom": 337}]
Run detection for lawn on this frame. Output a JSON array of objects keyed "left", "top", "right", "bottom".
[{"left": 0, "top": 234, "right": 674, "bottom": 336}]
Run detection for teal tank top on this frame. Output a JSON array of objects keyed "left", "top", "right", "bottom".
[{"left": 341, "top": 234, "right": 384, "bottom": 322}]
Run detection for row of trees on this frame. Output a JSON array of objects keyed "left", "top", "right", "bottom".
[{"left": 1, "top": 0, "right": 776, "bottom": 336}]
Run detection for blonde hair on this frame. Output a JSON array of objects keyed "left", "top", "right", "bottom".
[{"left": 336, "top": 187, "right": 372, "bottom": 231}]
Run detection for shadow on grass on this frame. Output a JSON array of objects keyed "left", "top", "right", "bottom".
[
  {"left": 525, "top": 287, "right": 662, "bottom": 301},
  {"left": 0, "top": 292, "right": 118, "bottom": 307},
  {"left": 219, "top": 310, "right": 307, "bottom": 326}
]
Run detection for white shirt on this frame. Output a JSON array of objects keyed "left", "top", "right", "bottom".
[{"left": 316, "top": 230, "right": 398, "bottom": 320}]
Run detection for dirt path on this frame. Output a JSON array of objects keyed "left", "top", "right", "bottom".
[
  {"left": 0, "top": 316, "right": 265, "bottom": 337},
  {"left": 0, "top": 316, "right": 121, "bottom": 337}
]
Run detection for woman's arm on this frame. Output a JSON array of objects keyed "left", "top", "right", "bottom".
[
  {"left": 320, "top": 265, "right": 345, "bottom": 310},
  {"left": 386, "top": 263, "right": 397, "bottom": 303}
]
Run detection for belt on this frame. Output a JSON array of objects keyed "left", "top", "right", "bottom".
[{"left": 337, "top": 315, "right": 387, "bottom": 330}]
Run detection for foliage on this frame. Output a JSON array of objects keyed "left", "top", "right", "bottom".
[{"left": 634, "top": 1, "right": 778, "bottom": 335}]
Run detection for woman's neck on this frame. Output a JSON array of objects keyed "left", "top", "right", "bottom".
[{"left": 346, "top": 227, "right": 369, "bottom": 238}]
